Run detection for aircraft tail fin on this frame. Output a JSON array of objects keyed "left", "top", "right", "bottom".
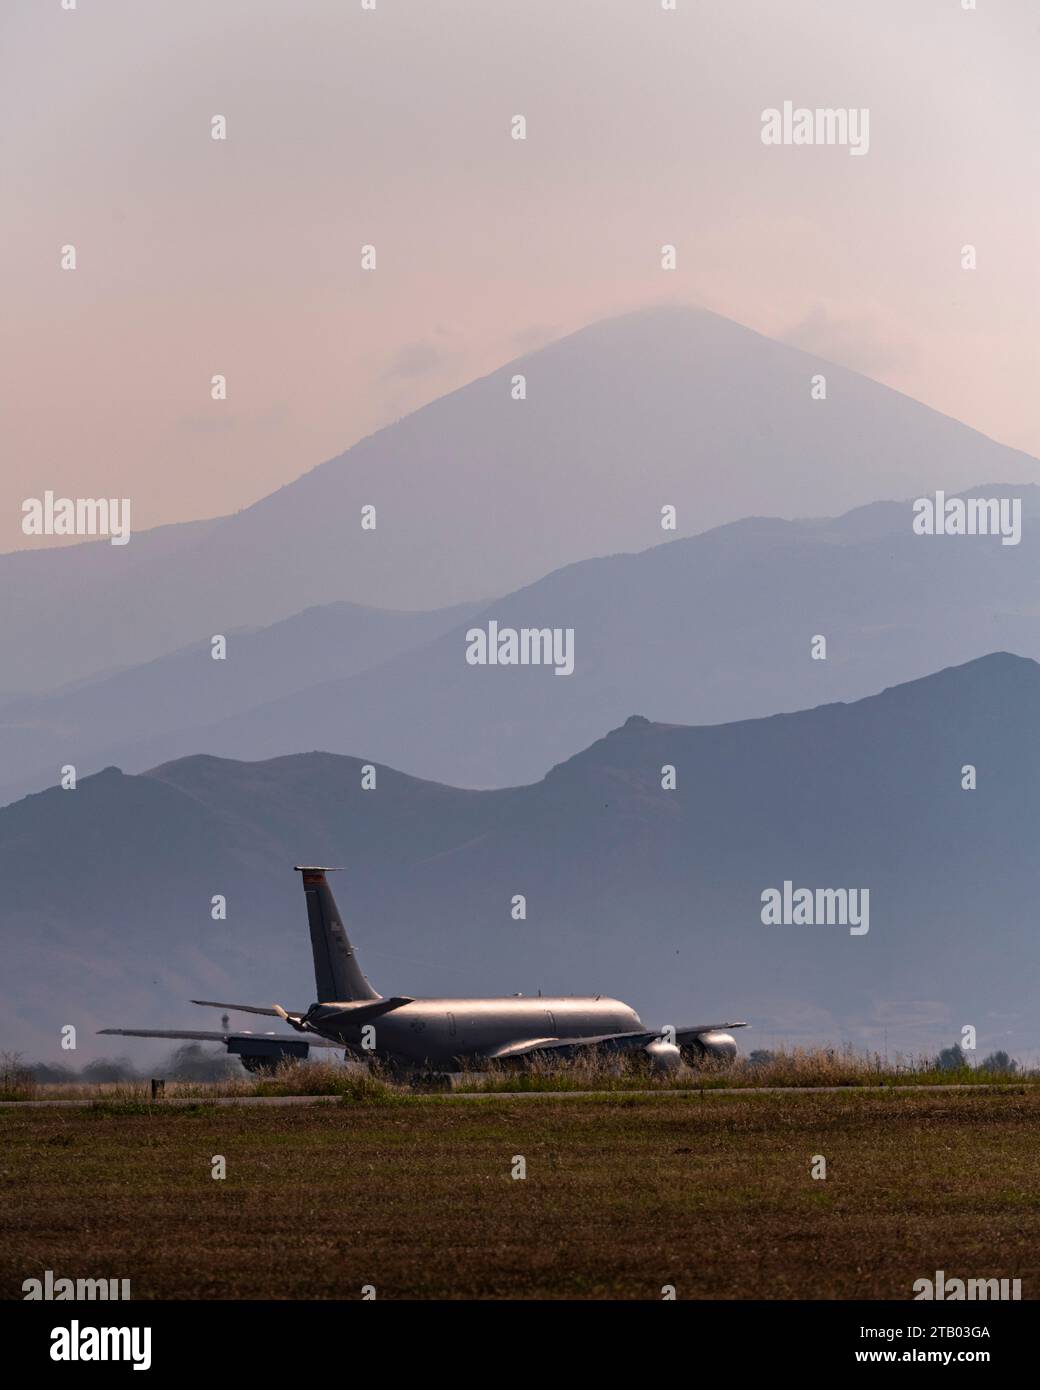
[{"left": 294, "top": 866, "right": 380, "bottom": 1003}]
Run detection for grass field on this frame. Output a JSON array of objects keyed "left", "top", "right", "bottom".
[{"left": 2, "top": 1086, "right": 1038, "bottom": 1299}]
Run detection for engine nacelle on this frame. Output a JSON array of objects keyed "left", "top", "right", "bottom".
[
  {"left": 643, "top": 1038, "right": 683, "bottom": 1072},
  {"left": 680, "top": 1031, "right": 738, "bottom": 1067}
]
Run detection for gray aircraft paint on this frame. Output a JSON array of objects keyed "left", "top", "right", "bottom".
[{"left": 101, "top": 866, "right": 744, "bottom": 1073}]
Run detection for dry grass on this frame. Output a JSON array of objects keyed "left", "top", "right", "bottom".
[
  {"left": 2, "top": 1045, "right": 1031, "bottom": 1103},
  {"left": 2, "top": 1086, "right": 1038, "bottom": 1299},
  {"left": 455, "top": 1045, "right": 1030, "bottom": 1092}
]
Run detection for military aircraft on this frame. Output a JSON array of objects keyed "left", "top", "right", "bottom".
[{"left": 101, "top": 866, "right": 746, "bottom": 1075}]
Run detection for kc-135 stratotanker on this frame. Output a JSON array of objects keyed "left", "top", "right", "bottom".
[{"left": 102, "top": 867, "right": 746, "bottom": 1074}]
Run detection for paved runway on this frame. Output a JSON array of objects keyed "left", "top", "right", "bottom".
[{"left": 1, "top": 1082, "right": 1025, "bottom": 1108}]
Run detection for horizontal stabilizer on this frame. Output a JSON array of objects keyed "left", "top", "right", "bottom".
[{"left": 191, "top": 1000, "right": 287, "bottom": 1018}]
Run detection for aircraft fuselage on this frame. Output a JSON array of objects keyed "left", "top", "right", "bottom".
[{"left": 306, "top": 995, "right": 643, "bottom": 1068}]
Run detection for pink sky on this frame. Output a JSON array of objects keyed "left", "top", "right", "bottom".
[{"left": 3, "top": 0, "right": 1038, "bottom": 550}]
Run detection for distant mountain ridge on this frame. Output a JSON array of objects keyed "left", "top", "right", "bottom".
[
  {"left": 3, "top": 653, "right": 1037, "bottom": 1061},
  {"left": 0, "top": 598, "right": 480, "bottom": 804},
  {"left": 7, "top": 482, "right": 1036, "bottom": 802},
  {"left": 4, "top": 304, "right": 1037, "bottom": 692}
]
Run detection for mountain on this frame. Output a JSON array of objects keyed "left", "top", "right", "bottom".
[
  {"left": 15, "top": 484, "right": 1039, "bottom": 798},
  {"left": 5, "top": 305, "right": 1037, "bottom": 693},
  {"left": 3, "top": 653, "right": 1037, "bottom": 1062},
  {"left": 0, "top": 599, "right": 479, "bottom": 804}
]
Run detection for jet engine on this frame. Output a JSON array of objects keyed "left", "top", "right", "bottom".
[
  {"left": 643, "top": 1038, "right": 683, "bottom": 1072},
  {"left": 679, "top": 1030, "right": 738, "bottom": 1067}
]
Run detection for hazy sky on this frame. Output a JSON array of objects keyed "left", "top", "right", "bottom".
[{"left": 2, "top": 0, "right": 1038, "bottom": 551}]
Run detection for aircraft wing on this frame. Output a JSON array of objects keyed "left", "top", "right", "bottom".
[
  {"left": 98, "top": 1028, "right": 345, "bottom": 1048},
  {"left": 483, "top": 1022, "right": 747, "bottom": 1063},
  {"left": 484, "top": 1031, "right": 654, "bottom": 1061},
  {"left": 673, "top": 1022, "right": 748, "bottom": 1042}
]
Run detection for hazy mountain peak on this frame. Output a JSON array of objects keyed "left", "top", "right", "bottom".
[{"left": 4, "top": 306, "right": 1038, "bottom": 693}]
